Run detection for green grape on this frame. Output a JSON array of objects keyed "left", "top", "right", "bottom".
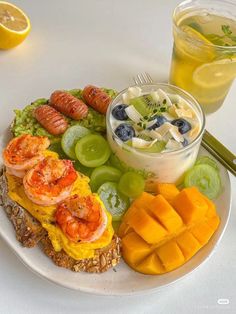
[
  {"left": 90, "top": 166, "right": 122, "bottom": 192},
  {"left": 61, "top": 125, "right": 91, "bottom": 159},
  {"left": 118, "top": 172, "right": 145, "bottom": 198},
  {"left": 75, "top": 134, "right": 111, "bottom": 167}
]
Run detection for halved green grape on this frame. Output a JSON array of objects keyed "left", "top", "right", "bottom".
[
  {"left": 90, "top": 166, "right": 122, "bottom": 192},
  {"left": 75, "top": 134, "right": 111, "bottom": 167},
  {"left": 195, "top": 156, "right": 219, "bottom": 172},
  {"left": 73, "top": 160, "right": 94, "bottom": 177},
  {"left": 184, "top": 164, "right": 221, "bottom": 199},
  {"left": 61, "top": 125, "right": 91, "bottom": 159},
  {"left": 118, "top": 171, "right": 145, "bottom": 198},
  {"left": 97, "top": 182, "right": 130, "bottom": 221}
]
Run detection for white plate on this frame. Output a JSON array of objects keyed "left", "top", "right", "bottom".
[{"left": 0, "top": 129, "right": 232, "bottom": 296}]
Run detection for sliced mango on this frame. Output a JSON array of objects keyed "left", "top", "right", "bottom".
[
  {"left": 191, "top": 221, "right": 215, "bottom": 245},
  {"left": 156, "top": 183, "right": 179, "bottom": 204},
  {"left": 175, "top": 231, "right": 201, "bottom": 261},
  {"left": 128, "top": 208, "right": 167, "bottom": 244},
  {"left": 118, "top": 221, "right": 132, "bottom": 238},
  {"left": 136, "top": 252, "right": 165, "bottom": 275},
  {"left": 149, "top": 194, "right": 183, "bottom": 233},
  {"left": 208, "top": 215, "right": 220, "bottom": 230},
  {"left": 122, "top": 232, "right": 151, "bottom": 265},
  {"left": 131, "top": 192, "right": 155, "bottom": 210},
  {"left": 119, "top": 186, "right": 220, "bottom": 275},
  {"left": 157, "top": 241, "right": 185, "bottom": 272},
  {"left": 173, "top": 187, "right": 208, "bottom": 224}
]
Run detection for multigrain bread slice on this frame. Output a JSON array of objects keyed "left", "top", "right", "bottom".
[
  {"left": 0, "top": 168, "right": 46, "bottom": 247},
  {"left": 41, "top": 234, "right": 121, "bottom": 273},
  {"left": 0, "top": 168, "right": 121, "bottom": 273}
]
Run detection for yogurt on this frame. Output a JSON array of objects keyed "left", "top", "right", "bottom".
[{"left": 106, "top": 83, "right": 205, "bottom": 186}]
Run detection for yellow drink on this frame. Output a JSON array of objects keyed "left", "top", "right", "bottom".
[{"left": 170, "top": 0, "right": 236, "bottom": 114}]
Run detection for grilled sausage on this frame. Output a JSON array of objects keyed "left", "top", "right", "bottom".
[
  {"left": 82, "top": 85, "right": 112, "bottom": 114},
  {"left": 50, "top": 90, "right": 88, "bottom": 120},
  {"left": 33, "top": 105, "right": 68, "bottom": 135}
]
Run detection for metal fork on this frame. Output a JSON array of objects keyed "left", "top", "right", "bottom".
[{"left": 133, "top": 73, "right": 236, "bottom": 176}]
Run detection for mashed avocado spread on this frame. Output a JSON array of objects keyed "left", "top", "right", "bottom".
[{"left": 12, "top": 88, "right": 117, "bottom": 142}]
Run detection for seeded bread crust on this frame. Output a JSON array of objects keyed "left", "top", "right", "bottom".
[
  {"left": 0, "top": 168, "right": 46, "bottom": 247},
  {"left": 0, "top": 168, "right": 121, "bottom": 273},
  {"left": 40, "top": 234, "right": 121, "bottom": 273}
]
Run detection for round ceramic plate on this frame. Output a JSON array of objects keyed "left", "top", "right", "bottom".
[{"left": 0, "top": 129, "right": 231, "bottom": 296}]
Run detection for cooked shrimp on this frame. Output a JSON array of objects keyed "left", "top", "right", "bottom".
[
  {"left": 23, "top": 157, "right": 78, "bottom": 206},
  {"left": 55, "top": 194, "right": 107, "bottom": 243},
  {"left": 3, "top": 134, "right": 50, "bottom": 178}
]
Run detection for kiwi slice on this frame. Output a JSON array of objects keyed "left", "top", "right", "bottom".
[
  {"left": 184, "top": 164, "right": 221, "bottom": 199},
  {"left": 129, "top": 95, "right": 156, "bottom": 116},
  {"left": 138, "top": 141, "right": 166, "bottom": 153}
]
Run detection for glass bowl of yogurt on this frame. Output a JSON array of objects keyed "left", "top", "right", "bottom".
[{"left": 106, "top": 83, "right": 205, "bottom": 187}]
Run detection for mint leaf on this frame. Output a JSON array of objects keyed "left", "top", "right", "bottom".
[
  {"left": 222, "top": 25, "right": 232, "bottom": 35},
  {"left": 204, "top": 34, "right": 225, "bottom": 45}
]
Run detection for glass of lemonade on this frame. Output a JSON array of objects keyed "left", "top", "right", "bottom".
[
  {"left": 169, "top": 0, "right": 236, "bottom": 114},
  {"left": 106, "top": 83, "right": 205, "bottom": 188}
]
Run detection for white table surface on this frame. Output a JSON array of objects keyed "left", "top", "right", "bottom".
[{"left": 0, "top": 0, "right": 236, "bottom": 313}]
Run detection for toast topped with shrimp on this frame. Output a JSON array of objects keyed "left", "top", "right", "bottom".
[{"left": 0, "top": 134, "right": 121, "bottom": 273}]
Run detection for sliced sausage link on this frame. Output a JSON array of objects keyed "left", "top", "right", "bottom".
[
  {"left": 33, "top": 105, "right": 68, "bottom": 135},
  {"left": 50, "top": 90, "right": 88, "bottom": 120},
  {"left": 82, "top": 85, "right": 112, "bottom": 114}
]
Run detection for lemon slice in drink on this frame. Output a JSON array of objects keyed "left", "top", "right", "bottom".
[
  {"left": 0, "top": 1, "right": 31, "bottom": 49},
  {"left": 175, "top": 25, "right": 215, "bottom": 62},
  {"left": 181, "top": 25, "right": 212, "bottom": 44},
  {"left": 193, "top": 58, "right": 236, "bottom": 88}
]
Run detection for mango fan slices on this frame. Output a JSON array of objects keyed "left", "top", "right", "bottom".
[{"left": 119, "top": 185, "right": 220, "bottom": 275}]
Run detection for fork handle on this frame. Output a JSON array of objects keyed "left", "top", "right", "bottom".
[{"left": 202, "top": 130, "right": 236, "bottom": 176}]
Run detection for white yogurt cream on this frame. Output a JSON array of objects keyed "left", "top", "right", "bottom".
[{"left": 106, "top": 83, "right": 205, "bottom": 185}]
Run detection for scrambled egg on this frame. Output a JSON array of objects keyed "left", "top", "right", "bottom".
[{"left": 6, "top": 151, "right": 114, "bottom": 260}]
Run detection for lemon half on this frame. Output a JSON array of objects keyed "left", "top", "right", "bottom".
[{"left": 0, "top": 1, "right": 31, "bottom": 49}]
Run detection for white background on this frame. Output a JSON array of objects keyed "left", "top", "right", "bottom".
[{"left": 0, "top": 0, "right": 236, "bottom": 313}]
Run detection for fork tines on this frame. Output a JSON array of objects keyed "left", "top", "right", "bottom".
[{"left": 133, "top": 72, "right": 153, "bottom": 85}]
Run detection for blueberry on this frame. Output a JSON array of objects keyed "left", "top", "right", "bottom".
[
  {"left": 114, "top": 123, "right": 135, "bottom": 141},
  {"left": 182, "top": 138, "right": 188, "bottom": 147},
  {"left": 171, "top": 118, "right": 192, "bottom": 134},
  {"left": 112, "top": 104, "right": 128, "bottom": 121},
  {"left": 148, "top": 115, "right": 167, "bottom": 130}
]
